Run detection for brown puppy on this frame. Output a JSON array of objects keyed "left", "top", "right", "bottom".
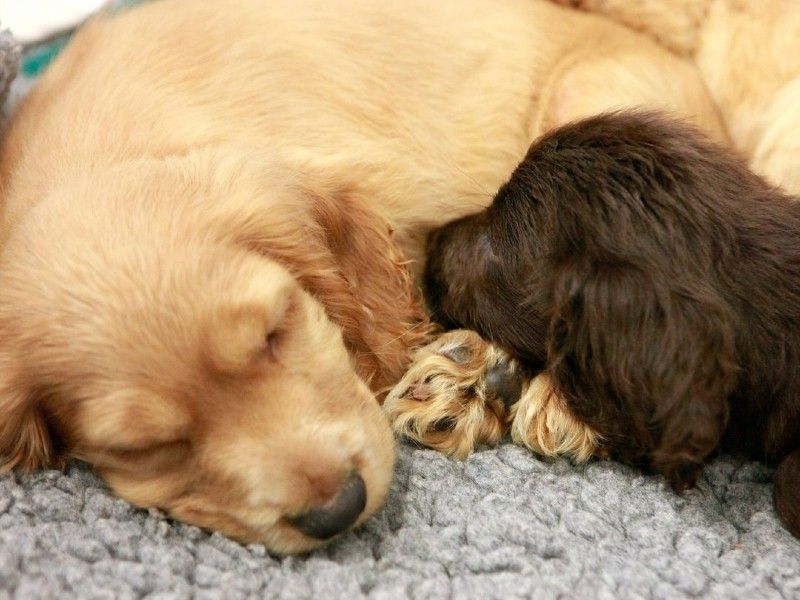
[
  {"left": 396, "top": 112, "right": 800, "bottom": 538},
  {"left": 0, "top": 0, "right": 726, "bottom": 552}
]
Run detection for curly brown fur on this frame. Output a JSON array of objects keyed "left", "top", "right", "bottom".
[{"left": 424, "top": 111, "right": 800, "bottom": 537}]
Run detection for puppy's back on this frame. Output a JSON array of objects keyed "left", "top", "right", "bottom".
[{"left": 506, "top": 111, "right": 796, "bottom": 268}]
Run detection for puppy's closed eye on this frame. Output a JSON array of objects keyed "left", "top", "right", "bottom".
[
  {"left": 205, "top": 292, "right": 294, "bottom": 376},
  {"left": 87, "top": 438, "right": 192, "bottom": 471},
  {"left": 73, "top": 390, "right": 193, "bottom": 469}
]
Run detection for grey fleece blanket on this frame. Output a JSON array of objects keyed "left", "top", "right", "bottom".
[
  {"left": 2, "top": 447, "right": 800, "bottom": 598},
  {"left": 2, "top": 27, "right": 800, "bottom": 600},
  {"left": 0, "top": 30, "right": 21, "bottom": 128}
]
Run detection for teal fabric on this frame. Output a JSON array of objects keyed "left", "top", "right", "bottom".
[
  {"left": 20, "top": 0, "right": 144, "bottom": 77},
  {"left": 21, "top": 35, "right": 69, "bottom": 76}
]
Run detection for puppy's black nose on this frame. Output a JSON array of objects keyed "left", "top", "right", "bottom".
[
  {"left": 485, "top": 361, "right": 524, "bottom": 411},
  {"left": 288, "top": 471, "right": 367, "bottom": 540}
]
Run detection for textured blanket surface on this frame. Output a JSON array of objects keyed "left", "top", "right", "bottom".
[
  {"left": 2, "top": 445, "right": 800, "bottom": 599},
  {"left": 0, "top": 30, "right": 21, "bottom": 126},
  {"left": 2, "top": 19, "right": 800, "bottom": 600}
]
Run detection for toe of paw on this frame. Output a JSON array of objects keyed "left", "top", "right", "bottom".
[
  {"left": 484, "top": 362, "right": 524, "bottom": 410},
  {"left": 439, "top": 344, "right": 473, "bottom": 364}
]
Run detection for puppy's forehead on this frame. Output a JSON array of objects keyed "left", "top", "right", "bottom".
[{"left": 219, "top": 259, "right": 296, "bottom": 311}]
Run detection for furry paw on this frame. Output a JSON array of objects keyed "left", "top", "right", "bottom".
[
  {"left": 384, "top": 330, "right": 523, "bottom": 458},
  {"left": 385, "top": 329, "right": 603, "bottom": 462},
  {"left": 509, "top": 373, "right": 603, "bottom": 463}
]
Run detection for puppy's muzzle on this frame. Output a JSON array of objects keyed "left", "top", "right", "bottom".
[{"left": 288, "top": 470, "right": 367, "bottom": 539}]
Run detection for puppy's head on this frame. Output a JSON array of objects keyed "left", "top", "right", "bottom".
[
  {"left": 0, "top": 148, "right": 424, "bottom": 553},
  {"left": 424, "top": 206, "right": 552, "bottom": 371},
  {"left": 424, "top": 112, "right": 758, "bottom": 488}
]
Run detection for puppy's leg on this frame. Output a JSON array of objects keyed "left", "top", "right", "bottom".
[
  {"left": 774, "top": 448, "right": 800, "bottom": 538},
  {"left": 384, "top": 330, "right": 522, "bottom": 458},
  {"left": 509, "top": 372, "right": 604, "bottom": 463}
]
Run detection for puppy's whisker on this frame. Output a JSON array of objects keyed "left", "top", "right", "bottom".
[{"left": 374, "top": 320, "right": 432, "bottom": 351}]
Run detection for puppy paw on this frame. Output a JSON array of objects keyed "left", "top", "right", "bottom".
[
  {"left": 653, "top": 456, "right": 704, "bottom": 493},
  {"left": 384, "top": 330, "right": 523, "bottom": 458},
  {"left": 509, "top": 373, "right": 603, "bottom": 463}
]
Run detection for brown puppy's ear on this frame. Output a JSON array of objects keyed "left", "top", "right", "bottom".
[
  {"left": 546, "top": 260, "right": 735, "bottom": 490},
  {"left": 0, "top": 371, "right": 59, "bottom": 472}
]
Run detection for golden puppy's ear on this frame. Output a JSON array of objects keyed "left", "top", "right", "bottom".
[
  {"left": 0, "top": 371, "right": 59, "bottom": 472},
  {"left": 299, "top": 179, "right": 431, "bottom": 392}
]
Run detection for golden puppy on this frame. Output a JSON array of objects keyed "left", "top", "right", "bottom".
[
  {"left": 554, "top": 0, "right": 800, "bottom": 193},
  {"left": 0, "top": 0, "right": 725, "bottom": 553}
]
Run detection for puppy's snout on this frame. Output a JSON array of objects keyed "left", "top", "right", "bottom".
[
  {"left": 288, "top": 470, "right": 367, "bottom": 540},
  {"left": 485, "top": 361, "right": 524, "bottom": 411},
  {"left": 424, "top": 228, "right": 457, "bottom": 327}
]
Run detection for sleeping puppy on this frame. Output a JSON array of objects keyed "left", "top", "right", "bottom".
[
  {"left": 388, "top": 112, "right": 800, "bottom": 538},
  {"left": 551, "top": 0, "right": 800, "bottom": 194},
  {"left": 0, "top": 0, "right": 727, "bottom": 553}
]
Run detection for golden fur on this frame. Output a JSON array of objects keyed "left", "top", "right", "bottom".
[
  {"left": 509, "top": 373, "right": 602, "bottom": 463},
  {"left": 386, "top": 331, "right": 602, "bottom": 462},
  {"left": 555, "top": 0, "right": 800, "bottom": 194},
  {"left": 384, "top": 330, "right": 510, "bottom": 458},
  {"left": 0, "top": 0, "right": 726, "bottom": 552}
]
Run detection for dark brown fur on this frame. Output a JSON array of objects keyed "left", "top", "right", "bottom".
[{"left": 424, "top": 111, "right": 800, "bottom": 538}]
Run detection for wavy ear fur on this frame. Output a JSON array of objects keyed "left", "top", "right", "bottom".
[
  {"left": 297, "top": 176, "right": 431, "bottom": 392},
  {"left": 0, "top": 370, "right": 60, "bottom": 472},
  {"left": 546, "top": 259, "right": 736, "bottom": 490}
]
